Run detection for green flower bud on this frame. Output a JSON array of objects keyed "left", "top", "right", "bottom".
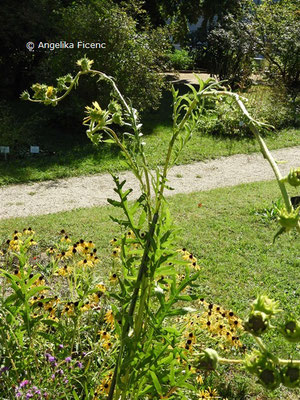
[
  {"left": 244, "top": 350, "right": 263, "bottom": 374},
  {"left": 281, "top": 364, "right": 300, "bottom": 388},
  {"left": 20, "top": 91, "right": 30, "bottom": 101},
  {"left": 258, "top": 367, "right": 281, "bottom": 390},
  {"left": 31, "top": 83, "right": 48, "bottom": 100},
  {"left": 244, "top": 311, "right": 269, "bottom": 336},
  {"left": 286, "top": 167, "right": 300, "bottom": 187},
  {"left": 76, "top": 57, "right": 94, "bottom": 71},
  {"left": 197, "top": 348, "right": 219, "bottom": 370},
  {"left": 108, "top": 101, "right": 121, "bottom": 114},
  {"left": 281, "top": 318, "right": 300, "bottom": 343},
  {"left": 252, "top": 295, "right": 281, "bottom": 316},
  {"left": 277, "top": 206, "right": 300, "bottom": 231},
  {"left": 112, "top": 113, "right": 123, "bottom": 126}
]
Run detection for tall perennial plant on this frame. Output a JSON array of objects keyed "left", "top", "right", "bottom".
[{"left": 0, "top": 57, "right": 299, "bottom": 399}]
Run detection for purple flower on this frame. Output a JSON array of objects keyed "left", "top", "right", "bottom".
[
  {"left": 45, "top": 353, "right": 56, "bottom": 363},
  {"left": 51, "top": 373, "right": 55, "bottom": 380},
  {"left": 26, "top": 392, "right": 34, "bottom": 399},
  {"left": 0, "top": 366, "right": 9, "bottom": 376},
  {"left": 57, "top": 369, "right": 64, "bottom": 376},
  {"left": 20, "top": 380, "right": 30, "bottom": 388},
  {"left": 63, "top": 377, "right": 69, "bottom": 384},
  {"left": 59, "top": 344, "right": 64, "bottom": 349},
  {"left": 65, "top": 356, "right": 72, "bottom": 363},
  {"left": 16, "top": 392, "right": 22, "bottom": 398},
  {"left": 77, "top": 362, "right": 83, "bottom": 369},
  {"left": 43, "top": 392, "right": 48, "bottom": 398}
]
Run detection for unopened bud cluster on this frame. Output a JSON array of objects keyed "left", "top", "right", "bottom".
[{"left": 243, "top": 296, "right": 299, "bottom": 389}]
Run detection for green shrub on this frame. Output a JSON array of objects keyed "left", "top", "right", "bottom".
[{"left": 168, "top": 49, "right": 194, "bottom": 70}]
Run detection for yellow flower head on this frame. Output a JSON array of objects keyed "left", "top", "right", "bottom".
[
  {"left": 23, "top": 227, "right": 35, "bottom": 235},
  {"left": 57, "top": 265, "right": 72, "bottom": 277},
  {"left": 98, "top": 330, "right": 111, "bottom": 341},
  {"left": 46, "top": 86, "right": 54, "bottom": 97},
  {"left": 78, "top": 258, "right": 94, "bottom": 268},
  {"left": 61, "top": 235, "right": 71, "bottom": 243},
  {"left": 109, "top": 273, "right": 118, "bottom": 283},
  {"left": 46, "top": 247, "right": 56, "bottom": 254},
  {"left": 102, "top": 341, "right": 113, "bottom": 351},
  {"left": 104, "top": 310, "right": 114, "bottom": 327},
  {"left": 111, "top": 248, "right": 120, "bottom": 258}
]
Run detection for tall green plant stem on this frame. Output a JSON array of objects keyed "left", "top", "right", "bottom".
[
  {"left": 208, "top": 90, "right": 293, "bottom": 213},
  {"left": 109, "top": 89, "right": 201, "bottom": 400},
  {"left": 107, "top": 213, "right": 158, "bottom": 400}
]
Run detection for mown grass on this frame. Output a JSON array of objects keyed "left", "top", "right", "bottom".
[
  {"left": 1, "top": 180, "right": 299, "bottom": 399},
  {"left": 0, "top": 85, "right": 299, "bottom": 186}
]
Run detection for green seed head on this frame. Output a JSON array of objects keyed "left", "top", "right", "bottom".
[
  {"left": 287, "top": 167, "right": 300, "bottom": 187},
  {"left": 244, "top": 311, "right": 269, "bottom": 336},
  {"left": 259, "top": 367, "right": 281, "bottom": 390},
  {"left": 281, "top": 364, "right": 300, "bottom": 388},
  {"left": 277, "top": 206, "right": 300, "bottom": 231},
  {"left": 76, "top": 57, "right": 94, "bottom": 71},
  {"left": 197, "top": 348, "right": 219, "bottom": 370},
  {"left": 281, "top": 318, "right": 300, "bottom": 343}
]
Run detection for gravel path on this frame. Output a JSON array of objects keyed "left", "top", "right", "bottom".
[{"left": 0, "top": 146, "right": 299, "bottom": 220}]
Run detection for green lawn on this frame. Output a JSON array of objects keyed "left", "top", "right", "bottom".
[
  {"left": 0, "top": 85, "right": 299, "bottom": 186},
  {"left": 1, "top": 180, "right": 299, "bottom": 399}
]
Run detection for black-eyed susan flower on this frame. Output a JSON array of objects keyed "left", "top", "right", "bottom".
[
  {"left": 62, "top": 303, "right": 75, "bottom": 317},
  {"left": 57, "top": 265, "right": 72, "bottom": 277},
  {"left": 80, "top": 302, "right": 91, "bottom": 313},
  {"left": 61, "top": 235, "right": 71, "bottom": 243},
  {"left": 109, "top": 273, "right": 118, "bottom": 283},
  {"left": 78, "top": 258, "right": 93, "bottom": 268},
  {"left": 56, "top": 251, "right": 70, "bottom": 261},
  {"left": 13, "top": 230, "right": 22, "bottom": 238},
  {"left": 98, "top": 330, "right": 111, "bottom": 341},
  {"left": 87, "top": 240, "right": 95, "bottom": 249},
  {"left": 23, "top": 227, "right": 35, "bottom": 235},
  {"left": 28, "top": 238, "right": 37, "bottom": 246},
  {"left": 13, "top": 269, "right": 21, "bottom": 278},
  {"left": 96, "top": 283, "right": 106, "bottom": 293},
  {"left": 102, "top": 341, "right": 113, "bottom": 351},
  {"left": 110, "top": 238, "right": 118, "bottom": 245},
  {"left": 111, "top": 248, "right": 120, "bottom": 258},
  {"left": 46, "top": 247, "right": 56, "bottom": 254},
  {"left": 104, "top": 310, "right": 114, "bottom": 327},
  {"left": 95, "top": 377, "right": 112, "bottom": 395},
  {"left": 89, "top": 291, "right": 104, "bottom": 304},
  {"left": 126, "top": 230, "right": 135, "bottom": 239}
]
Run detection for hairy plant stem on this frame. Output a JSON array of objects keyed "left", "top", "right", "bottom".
[
  {"left": 209, "top": 90, "right": 293, "bottom": 212},
  {"left": 108, "top": 212, "right": 158, "bottom": 400},
  {"left": 108, "top": 89, "right": 201, "bottom": 400}
]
